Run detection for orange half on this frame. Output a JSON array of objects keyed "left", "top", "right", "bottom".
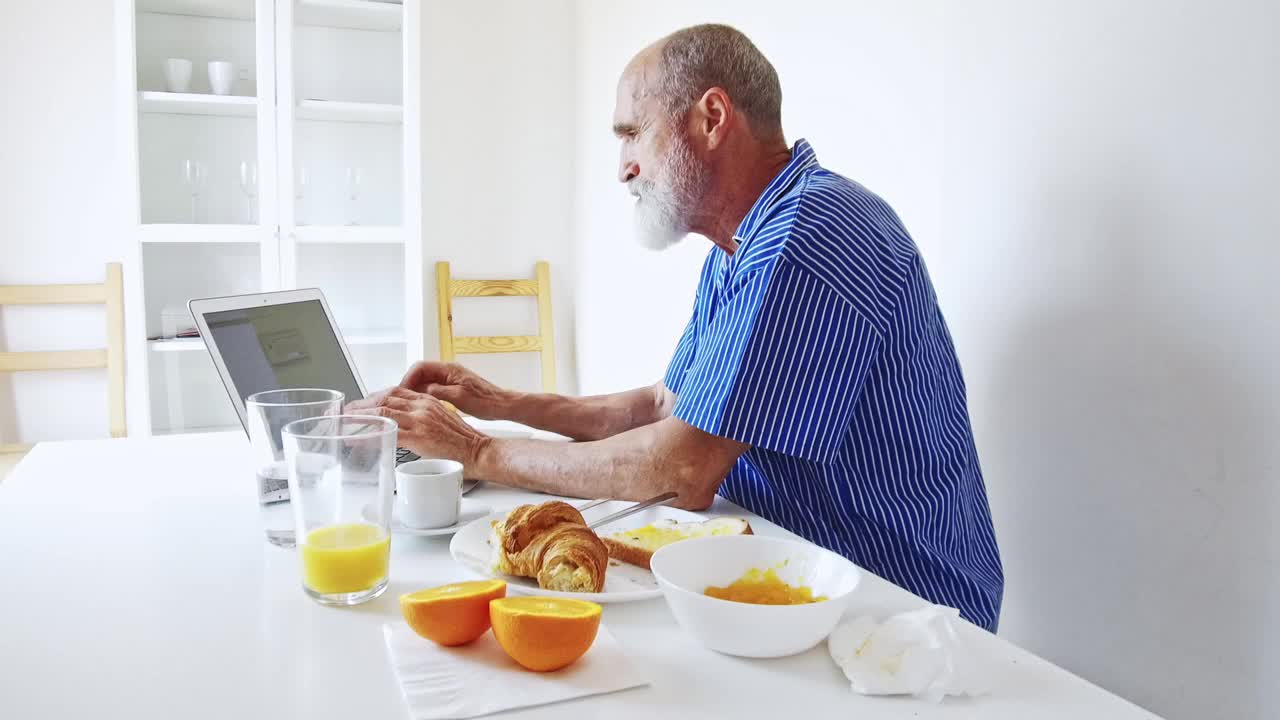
[
  {"left": 490, "top": 596, "right": 602, "bottom": 672},
  {"left": 400, "top": 580, "right": 507, "bottom": 646}
]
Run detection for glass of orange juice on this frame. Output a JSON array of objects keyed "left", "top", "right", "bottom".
[{"left": 282, "top": 415, "right": 396, "bottom": 606}]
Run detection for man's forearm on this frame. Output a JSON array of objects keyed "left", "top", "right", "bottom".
[
  {"left": 469, "top": 417, "right": 740, "bottom": 510},
  {"left": 500, "top": 383, "right": 673, "bottom": 442}
]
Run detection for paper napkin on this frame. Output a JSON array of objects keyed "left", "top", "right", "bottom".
[
  {"left": 383, "top": 622, "right": 649, "bottom": 719},
  {"left": 827, "top": 605, "right": 991, "bottom": 702}
]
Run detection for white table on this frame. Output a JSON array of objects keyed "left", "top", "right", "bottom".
[{"left": 0, "top": 433, "right": 1158, "bottom": 719}]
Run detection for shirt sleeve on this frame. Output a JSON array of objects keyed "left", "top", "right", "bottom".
[
  {"left": 663, "top": 312, "right": 698, "bottom": 393},
  {"left": 672, "top": 257, "right": 881, "bottom": 463}
]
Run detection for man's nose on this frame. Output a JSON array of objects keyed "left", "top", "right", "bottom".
[{"left": 618, "top": 158, "right": 639, "bottom": 184}]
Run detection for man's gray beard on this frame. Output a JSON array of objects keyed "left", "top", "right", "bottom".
[
  {"left": 632, "top": 191, "right": 685, "bottom": 251},
  {"left": 630, "top": 135, "right": 707, "bottom": 251}
]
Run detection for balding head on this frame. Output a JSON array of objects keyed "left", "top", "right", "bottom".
[{"left": 641, "top": 24, "right": 783, "bottom": 141}]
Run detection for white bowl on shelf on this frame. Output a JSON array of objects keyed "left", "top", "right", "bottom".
[{"left": 650, "top": 534, "right": 862, "bottom": 658}]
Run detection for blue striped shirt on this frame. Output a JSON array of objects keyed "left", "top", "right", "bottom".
[{"left": 664, "top": 139, "right": 1003, "bottom": 630}]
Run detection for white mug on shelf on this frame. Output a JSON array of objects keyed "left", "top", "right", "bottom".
[
  {"left": 395, "top": 459, "right": 463, "bottom": 529},
  {"left": 208, "top": 61, "right": 235, "bottom": 95},
  {"left": 163, "top": 58, "right": 192, "bottom": 93}
]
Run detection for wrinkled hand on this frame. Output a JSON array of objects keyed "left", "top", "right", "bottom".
[
  {"left": 399, "top": 361, "right": 514, "bottom": 420},
  {"left": 348, "top": 387, "right": 489, "bottom": 465}
]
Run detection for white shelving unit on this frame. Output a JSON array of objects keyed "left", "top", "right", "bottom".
[
  {"left": 116, "top": 0, "right": 422, "bottom": 436},
  {"left": 135, "top": 0, "right": 256, "bottom": 20},
  {"left": 139, "top": 91, "right": 259, "bottom": 116},
  {"left": 295, "top": 99, "right": 403, "bottom": 124},
  {"left": 297, "top": 0, "right": 402, "bottom": 32}
]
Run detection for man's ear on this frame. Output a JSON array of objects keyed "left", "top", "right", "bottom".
[{"left": 695, "top": 87, "right": 734, "bottom": 150}]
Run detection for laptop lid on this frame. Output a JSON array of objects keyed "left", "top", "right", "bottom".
[{"left": 188, "top": 289, "right": 368, "bottom": 433}]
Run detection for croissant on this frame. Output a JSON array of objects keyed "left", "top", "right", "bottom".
[{"left": 490, "top": 501, "right": 608, "bottom": 593}]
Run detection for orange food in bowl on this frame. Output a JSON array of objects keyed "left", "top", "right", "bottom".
[
  {"left": 400, "top": 580, "right": 507, "bottom": 646},
  {"left": 490, "top": 596, "right": 602, "bottom": 671},
  {"left": 704, "top": 567, "right": 827, "bottom": 605}
]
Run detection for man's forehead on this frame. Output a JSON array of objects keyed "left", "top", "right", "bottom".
[{"left": 614, "top": 43, "right": 663, "bottom": 120}]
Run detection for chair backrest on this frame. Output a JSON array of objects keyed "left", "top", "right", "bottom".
[
  {"left": 0, "top": 263, "right": 126, "bottom": 452},
  {"left": 435, "top": 261, "right": 556, "bottom": 393}
]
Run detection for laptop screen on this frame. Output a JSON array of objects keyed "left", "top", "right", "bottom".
[{"left": 203, "top": 299, "right": 363, "bottom": 407}]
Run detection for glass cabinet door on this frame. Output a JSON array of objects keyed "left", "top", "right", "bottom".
[
  {"left": 133, "top": 0, "right": 276, "bottom": 434},
  {"left": 282, "top": 0, "right": 409, "bottom": 395},
  {"left": 134, "top": 0, "right": 270, "bottom": 227}
]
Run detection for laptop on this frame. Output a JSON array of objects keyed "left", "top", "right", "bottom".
[{"left": 188, "top": 289, "right": 422, "bottom": 491}]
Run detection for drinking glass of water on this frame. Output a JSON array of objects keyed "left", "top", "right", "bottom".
[
  {"left": 245, "top": 388, "right": 344, "bottom": 547},
  {"left": 282, "top": 415, "right": 396, "bottom": 606}
]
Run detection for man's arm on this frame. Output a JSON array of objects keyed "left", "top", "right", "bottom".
[
  {"left": 394, "top": 361, "right": 675, "bottom": 441},
  {"left": 471, "top": 416, "right": 745, "bottom": 510},
  {"left": 496, "top": 384, "right": 675, "bottom": 442},
  {"left": 361, "top": 389, "right": 746, "bottom": 510}
]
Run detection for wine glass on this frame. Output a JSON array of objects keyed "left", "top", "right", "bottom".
[
  {"left": 345, "top": 167, "right": 362, "bottom": 226},
  {"left": 239, "top": 161, "right": 258, "bottom": 224},
  {"left": 183, "top": 159, "right": 208, "bottom": 223},
  {"left": 295, "top": 166, "right": 308, "bottom": 225}
]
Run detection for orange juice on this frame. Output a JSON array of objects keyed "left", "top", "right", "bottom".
[{"left": 301, "top": 523, "right": 390, "bottom": 594}]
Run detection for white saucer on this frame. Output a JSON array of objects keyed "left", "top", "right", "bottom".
[{"left": 362, "top": 499, "right": 490, "bottom": 537}]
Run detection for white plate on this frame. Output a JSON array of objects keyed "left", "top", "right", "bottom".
[
  {"left": 363, "top": 499, "right": 490, "bottom": 537},
  {"left": 448, "top": 500, "right": 707, "bottom": 603}
]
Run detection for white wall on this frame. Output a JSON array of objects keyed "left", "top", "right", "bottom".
[
  {"left": 0, "top": 0, "right": 147, "bottom": 444},
  {"left": 573, "top": 2, "right": 1280, "bottom": 718},
  {"left": 940, "top": 2, "right": 1280, "bottom": 718},
  {"left": 420, "top": 0, "right": 579, "bottom": 395}
]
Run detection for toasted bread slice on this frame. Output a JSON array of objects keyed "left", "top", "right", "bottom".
[{"left": 602, "top": 517, "right": 753, "bottom": 569}]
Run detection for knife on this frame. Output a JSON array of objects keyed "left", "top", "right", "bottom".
[{"left": 585, "top": 492, "right": 679, "bottom": 530}]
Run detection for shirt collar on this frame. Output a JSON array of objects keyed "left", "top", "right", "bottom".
[{"left": 732, "top": 138, "right": 819, "bottom": 242}]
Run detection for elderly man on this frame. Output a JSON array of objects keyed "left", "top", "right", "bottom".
[{"left": 357, "top": 24, "right": 1003, "bottom": 630}]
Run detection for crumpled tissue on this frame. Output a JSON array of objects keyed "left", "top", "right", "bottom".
[{"left": 827, "top": 605, "right": 990, "bottom": 702}]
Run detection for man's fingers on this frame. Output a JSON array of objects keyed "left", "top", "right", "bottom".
[
  {"left": 348, "top": 403, "right": 385, "bottom": 417},
  {"left": 359, "top": 405, "right": 411, "bottom": 425},
  {"left": 401, "top": 361, "right": 449, "bottom": 390},
  {"left": 425, "top": 383, "right": 461, "bottom": 402},
  {"left": 346, "top": 388, "right": 389, "bottom": 411},
  {"left": 377, "top": 394, "right": 418, "bottom": 412},
  {"left": 386, "top": 386, "right": 422, "bottom": 400}
]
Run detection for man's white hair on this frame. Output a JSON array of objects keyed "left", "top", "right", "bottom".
[{"left": 653, "top": 24, "right": 783, "bottom": 139}]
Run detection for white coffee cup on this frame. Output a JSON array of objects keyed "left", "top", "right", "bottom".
[
  {"left": 208, "top": 60, "right": 235, "bottom": 95},
  {"left": 396, "top": 459, "right": 463, "bottom": 529},
  {"left": 163, "top": 58, "right": 192, "bottom": 93}
]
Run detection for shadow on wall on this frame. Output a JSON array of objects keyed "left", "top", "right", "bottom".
[{"left": 983, "top": 186, "right": 1273, "bottom": 718}]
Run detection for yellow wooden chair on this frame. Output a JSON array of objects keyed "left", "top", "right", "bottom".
[
  {"left": 435, "top": 261, "right": 556, "bottom": 393},
  {"left": 0, "top": 263, "right": 126, "bottom": 461}
]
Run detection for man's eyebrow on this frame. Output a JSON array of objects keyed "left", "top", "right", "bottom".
[{"left": 612, "top": 122, "right": 637, "bottom": 137}]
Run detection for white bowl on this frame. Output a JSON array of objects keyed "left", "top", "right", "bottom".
[{"left": 650, "top": 535, "right": 862, "bottom": 658}]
